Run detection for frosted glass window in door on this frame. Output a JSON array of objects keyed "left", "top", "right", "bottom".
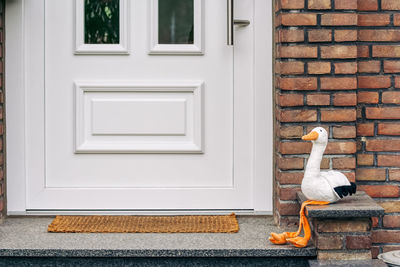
[
  {"left": 85, "top": 0, "right": 120, "bottom": 44},
  {"left": 158, "top": 0, "right": 194, "bottom": 44}
]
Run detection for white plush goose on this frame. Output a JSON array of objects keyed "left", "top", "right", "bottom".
[
  {"left": 301, "top": 127, "right": 356, "bottom": 203},
  {"left": 269, "top": 127, "right": 356, "bottom": 248}
]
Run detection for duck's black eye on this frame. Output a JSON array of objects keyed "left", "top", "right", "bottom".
[{"left": 320, "top": 130, "right": 322, "bottom": 132}]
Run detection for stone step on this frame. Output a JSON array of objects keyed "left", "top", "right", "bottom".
[{"left": 0, "top": 216, "right": 316, "bottom": 258}]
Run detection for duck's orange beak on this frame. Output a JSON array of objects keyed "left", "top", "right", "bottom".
[{"left": 302, "top": 131, "right": 319, "bottom": 141}]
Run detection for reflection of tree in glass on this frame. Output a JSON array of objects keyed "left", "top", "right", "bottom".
[
  {"left": 85, "top": 0, "right": 120, "bottom": 44},
  {"left": 159, "top": 0, "right": 194, "bottom": 44}
]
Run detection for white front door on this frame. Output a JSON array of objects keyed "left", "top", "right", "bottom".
[{"left": 6, "top": 0, "right": 273, "bottom": 213}]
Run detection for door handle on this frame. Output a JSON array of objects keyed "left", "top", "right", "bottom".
[{"left": 227, "top": 0, "right": 250, "bottom": 46}]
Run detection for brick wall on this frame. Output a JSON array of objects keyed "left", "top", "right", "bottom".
[
  {"left": 274, "top": 0, "right": 400, "bottom": 257},
  {"left": 275, "top": 0, "right": 358, "bottom": 226},
  {"left": 356, "top": 0, "right": 400, "bottom": 257}
]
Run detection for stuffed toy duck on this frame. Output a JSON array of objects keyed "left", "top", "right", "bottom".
[{"left": 269, "top": 127, "right": 356, "bottom": 248}]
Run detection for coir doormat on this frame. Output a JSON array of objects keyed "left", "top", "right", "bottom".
[{"left": 48, "top": 214, "right": 239, "bottom": 233}]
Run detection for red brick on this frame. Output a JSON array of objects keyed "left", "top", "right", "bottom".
[
  {"left": 279, "top": 110, "right": 317, "bottom": 122},
  {"left": 321, "top": 14, "right": 357, "bottom": 26},
  {"left": 358, "top": 61, "right": 381, "bottom": 73},
  {"left": 277, "top": 171, "right": 304, "bottom": 185},
  {"left": 372, "top": 230, "right": 400, "bottom": 243},
  {"left": 281, "top": 14, "right": 317, "bottom": 26},
  {"left": 358, "top": 76, "right": 391, "bottom": 89},
  {"left": 278, "top": 201, "right": 300, "bottom": 216},
  {"left": 382, "top": 92, "right": 400, "bottom": 104},
  {"left": 333, "top": 93, "right": 357, "bottom": 106},
  {"left": 378, "top": 155, "right": 400, "bottom": 167},
  {"left": 358, "top": 14, "right": 391, "bottom": 26},
  {"left": 396, "top": 77, "right": 400, "bottom": 88},
  {"left": 308, "top": 62, "right": 331, "bottom": 74},
  {"left": 389, "top": 169, "right": 400, "bottom": 181},
  {"left": 344, "top": 172, "right": 356, "bottom": 183},
  {"left": 335, "top": 0, "right": 357, "bottom": 9},
  {"left": 378, "top": 201, "right": 400, "bottom": 212},
  {"left": 366, "top": 108, "right": 400, "bottom": 119},
  {"left": 358, "top": 92, "right": 379, "bottom": 104},
  {"left": 333, "top": 126, "right": 356, "bottom": 138},
  {"left": 358, "top": 45, "right": 370, "bottom": 58},
  {"left": 357, "top": 154, "right": 374, "bottom": 166},
  {"left": 278, "top": 157, "right": 304, "bottom": 170},
  {"left": 382, "top": 0, "right": 400, "bottom": 10},
  {"left": 359, "top": 185, "right": 400, "bottom": 198},
  {"left": 276, "top": 61, "right": 304, "bottom": 75},
  {"left": 358, "top": 0, "right": 379, "bottom": 11},
  {"left": 278, "top": 30, "right": 305, "bottom": 43},
  {"left": 279, "top": 94, "right": 304, "bottom": 106},
  {"left": 334, "top": 62, "right": 357, "bottom": 74},
  {"left": 278, "top": 77, "right": 318, "bottom": 90},
  {"left": 378, "top": 123, "right": 400, "bottom": 135},
  {"left": 356, "top": 168, "right": 386, "bottom": 181},
  {"left": 332, "top": 157, "right": 356, "bottom": 169},
  {"left": 359, "top": 30, "right": 400, "bottom": 42},
  {"left": 357, "top": 123, "right": 375, "bottom": 136},
  {"left": 280, "top": 0, "right": 304, "bottom": 9},
  {"left": 373, "top": 46, "right": 400, "bottom": 58},
  {"left": 308, "top": 0, "right": 331, "bottom": 9},
  {"left": 321, "top": 109, "right": 356, "bottom": 122},
  {"left": 279, "top": 126, "right": 303, "bottom": 139},
  {"left": 335, "top": 30, "right": 357, "bottom": 42},
  {"left": 325, "top": 142, "right": 357, "bottom": 154},
  {"left": 316, "top": 219, "right": 371, "bottom": 233},
  {"left": 278, "top": 46, "right": 318, "bottom": 58},
  {"left": 320, "top": 158, "right": 330, "bottom": 169},
  {"left": 321, "top": 77, "right": 357, "bottom": 90},
  {"left": 384, "top": 61, "right": 400, "bottom": 73},
  {"left": 307, "top": 94, "right": 330, "bottom": 106},
  {"left": 366, "top": 140, "right": 400, "bottom": 152},
  {"left": 383, "top": 216, "right": 400, "bottom": 228},
  {"left": 346, "top": 235, "right": 371, "bottom": 250},
  {"left": 279, "top": 186, "right": 301, "bottom": 201},
  {"left": 321, "top": 46, "right": 357, "bottom": 59},
  {"left": 308, "top": 30, "right": 332, "bottom": 42},
  {"left": 372, "top": 246, "right": 380, "bottom": 259},
  {"left": 280, "top": 142, "right": 312, "bottom": 154},
  {"left": 395, "top": 14, "right": 400, "bottom": 26},
  {"left": 372, "top": 217, "right": 379, "bottom": 228},
  {"left": 316, "top": 234, "right": 343, "bottom": 250}
]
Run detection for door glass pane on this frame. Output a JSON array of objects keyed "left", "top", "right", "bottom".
[
  {"left": 158, "top": 0, "right": 194, "bottom": 44},
  {"left": 85, "top": 0, "right": 120, "bottom": 44}
]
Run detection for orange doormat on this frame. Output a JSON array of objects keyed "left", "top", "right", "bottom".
[{"left": 48, "top": 214, "right": 239, "bottom": 233}]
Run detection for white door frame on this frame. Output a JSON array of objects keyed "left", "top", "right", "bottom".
[{"left": 5, "top": 0, "right": 273, "bottom": 215}]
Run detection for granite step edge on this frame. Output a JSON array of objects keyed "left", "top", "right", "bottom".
[
  {"left": 297, "top": 191, "right": 385, "bottom": 218},
  {"left": 0, "top": 247, "right": 317, "bottom": 258}
]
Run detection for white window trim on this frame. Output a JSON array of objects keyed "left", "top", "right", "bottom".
[
  {"left": 148, "top": 0, "right": 204, "bottom": 55},
  {"left": 74, "top": 0, "right": 130, "bottom": 55}
]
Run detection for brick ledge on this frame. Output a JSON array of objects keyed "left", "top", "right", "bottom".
[{"left": 297, "top": 191, "right": 384, "bottom": 218}]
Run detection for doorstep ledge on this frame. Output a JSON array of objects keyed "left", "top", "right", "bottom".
[{"left": 297, "top": 191, "right": 384, "bottom": 218}]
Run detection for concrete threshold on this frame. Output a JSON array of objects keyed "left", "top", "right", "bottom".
[{"left": 0, "top": 216, "right": 316, "bottom": 258}]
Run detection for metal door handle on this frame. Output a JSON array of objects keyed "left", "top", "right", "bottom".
[{"left": 227, "top": 0, "right": 250, "bottom": 46}]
